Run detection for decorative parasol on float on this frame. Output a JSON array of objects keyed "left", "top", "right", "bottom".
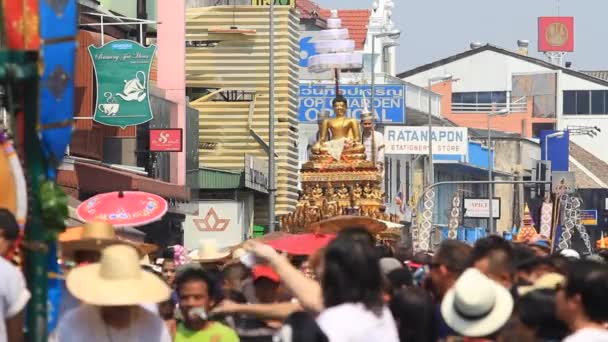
[{"left": 308, "top": 215, "right": 388, "bottom": 235}]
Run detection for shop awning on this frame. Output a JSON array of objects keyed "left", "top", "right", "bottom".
[
  {"left": 191, "top": 167, "right": 243, "bottom": 189},
  {"left": 435, "top": 160, "right": 514, "bottom": 178},
  {"left": 74, "top": 162, "right": 190, "bottom": 201}
]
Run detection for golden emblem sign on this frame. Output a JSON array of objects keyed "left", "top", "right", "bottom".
[{"left": 545, "top": 22, "right": 569, "bottom": 47}]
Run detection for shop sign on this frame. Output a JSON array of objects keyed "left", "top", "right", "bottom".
[
  {"left": 184, "top": 201, "right": 245, "bottom": 250},
  {"left": 251, "top": 0, "right": 295, "bottom": 7},
  {"left": 89, "top": 40, "right": 156, "bottom": 128},
  {"left": 580, "top": 210, "right": 598, "bottom": 226},
  {"left": 463, "top": 198, "right": 501, "bottom": 219},
  {"left": 299, "top": 84, "right": 406, "bottom": 124},
  {"left": 150, "top": 129, "right": 182, "bottom": 152},
  {"left": 244, "top": 154, "right": 269, "bottom": 194},
  {"left": 538, "top": 17, "right": 574, "bottom": 52},
  {"left": 384, "top": 126, "right": 468, "bottom": 155}
]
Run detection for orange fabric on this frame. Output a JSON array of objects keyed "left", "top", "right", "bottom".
[
  {"left": 0, "top": 144, "right": 17, "bottom": 215},
  {"left": 59, "top": 226, "right": 83, "bottom": 242}
]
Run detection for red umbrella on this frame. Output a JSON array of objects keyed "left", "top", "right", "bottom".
[
  {"left": 76, "top": 191, "right": 168, "bottom": 227},
  {"left": 264, "top": 233, "right": 335, "bottom": 255}
]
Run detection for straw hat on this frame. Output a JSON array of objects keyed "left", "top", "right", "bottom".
[
  {"left": 67, "top": 244, "right": 170, "bottom": 306},
  {"left": 518, "top": 272, "right": 565, "bottom": 296},
  {"left": 441, "top": 268, "right": 514, "bottom": 337},
  {"left": 188, "top": 239, "right": 230, "bottom": 263},
  {"left": 61, "top": 221, "right": 138, "bottom": 260}
]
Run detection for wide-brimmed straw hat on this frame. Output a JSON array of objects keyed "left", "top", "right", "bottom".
[
  {"left": 67, "top": 244, "right": 170, "bottom": 306},
  {"left": 61, "top": 221, "right": 137, "bottom": 260},
  {"left": 441, "top": 268, "right": 514, "bottom": 338},
  {"left": 188, "top": 239, "right": 230, "bottom": 263}
]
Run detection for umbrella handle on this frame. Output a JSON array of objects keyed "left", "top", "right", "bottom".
[{"left": 118, "top": 191, "right": 124, "bottom": 198}]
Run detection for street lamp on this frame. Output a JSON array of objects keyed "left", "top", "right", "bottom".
[
  {"left": 369, "top": 30, "right": 400, "bottom": 167},
  {"left": 370, "top": 29, "right": 401, "bottom": 116},
  {"left": 544, "top": 131, "right": 565, "bottom": 162},
  {"left": 382, "top": 42, "right": 400, "bottom": 75},
  {"left": 427, "top": 75, "right": 453, "bottom": 186},
  {"left": 487, "top": 107, "right": 509, "bottom": 234}
]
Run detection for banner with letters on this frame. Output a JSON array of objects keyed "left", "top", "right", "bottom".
[
  {"left": 298, "top": 84, "right": 406, "bottom": 124},
  {"left": 89, "top": 40, "right": 156, "bottom": 128},
  {"left": 384, "top": 126, "right": 468, "bottom": 155}
]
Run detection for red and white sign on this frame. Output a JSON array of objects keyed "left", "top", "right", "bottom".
[
  {"left": 150, "top": 129, "right": 182, "bottom": 152},
  {"left": 538, "top": 17, "right": 574, "bottom": 52}
]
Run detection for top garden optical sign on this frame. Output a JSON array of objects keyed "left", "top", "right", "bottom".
[
  {"left": 251, "top": 0, "right": 295, "bottom": 7},
  {"left": 89, "top": 40, "right": 156, "bottom": 128}
]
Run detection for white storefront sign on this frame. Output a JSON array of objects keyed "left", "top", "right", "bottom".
[
  {"left": 384, "top": 126, "right": 468, "bottom": 155},
  {"left": 244, "top": 154, "right": 269, "bottom": 193},
  {"left": 463, "top": 198, "right": 501, "bottom": 219},
  {"left": 184, "top": 201, "right": 245, "bottom": 250}
]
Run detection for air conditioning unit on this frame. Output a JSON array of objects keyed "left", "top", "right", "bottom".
[{"left": 103, "top": 137, "right": 137, "bottom": 167}]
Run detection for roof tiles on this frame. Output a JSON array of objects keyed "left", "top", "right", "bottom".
[{"left": 297, "top": 0, "right": 370, "bottom": 50}]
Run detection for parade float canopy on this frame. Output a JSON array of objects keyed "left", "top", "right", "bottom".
[{"left": 307, "top": 9, "right": 362, "bottom": 73}]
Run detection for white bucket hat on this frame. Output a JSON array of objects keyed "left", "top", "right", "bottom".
[
  {"left": 188, "top": 239, "right": 230, "bottom": 263},
  {"left": 66, "top": 244, "right": 171, "bottom": 306},
  {"left": 441, "top": 268, "right": 514, "bottom": 337}
]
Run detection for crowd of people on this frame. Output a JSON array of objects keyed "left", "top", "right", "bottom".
[{"left": 2, "top": 209, "right": 608, "bottom": 341}]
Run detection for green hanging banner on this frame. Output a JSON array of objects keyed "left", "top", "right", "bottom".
[{"left": 89, "top": 40, "right": 156, "bottom": 128}]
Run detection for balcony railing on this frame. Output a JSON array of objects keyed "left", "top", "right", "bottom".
[{"left": 452, "top": 96, "right": 528, "bottom": 113}]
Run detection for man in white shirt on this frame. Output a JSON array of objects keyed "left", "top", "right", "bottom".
[
  {"left": 0, "top": 209, "right": 30, "bottom": 342},
  {"left": 360, "top": 111, "right": 385, "bottom": 178},
  {"left": 557, "top": 260, "right": 608, "bottom": 342}
]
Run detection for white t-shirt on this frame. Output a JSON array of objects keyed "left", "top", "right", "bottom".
[
  {"left": 0, "top": 258, "right": 30, "bottom": 342},
  {"left": 57, "top": 304, "right": 171, "bottom": 342},
  {"left": 564, "top": 327, "right": 608, "bottom": 342},
  {"left": 316, "top": 303, "right": 399, "bottom": 342}
]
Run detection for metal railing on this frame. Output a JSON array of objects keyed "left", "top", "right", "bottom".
[{"left": 452, "top": 96, "right": 528, "bottom": 113}]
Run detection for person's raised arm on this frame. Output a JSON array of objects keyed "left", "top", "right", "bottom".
[
  {"left": 243, "top": 241, "right": 323, "bottom": 313},
  {"left": 212, "top": 300, "right": 301, "bottom": 320}
]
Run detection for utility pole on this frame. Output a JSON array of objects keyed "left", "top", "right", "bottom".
[{"left": 268, "top": 1, "right": 276, "bottom": 232}]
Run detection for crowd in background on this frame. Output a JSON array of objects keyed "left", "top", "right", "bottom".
[{"left": 2, "top": 209, "right": 608, "bottom": 341}]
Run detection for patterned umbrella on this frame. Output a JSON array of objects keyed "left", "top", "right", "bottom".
[
  {"left": 76, "top": 191, "right": 168, "bottom": 227},
  {"left": 264, "top": 233, "right": 336, "bottom": 256}
]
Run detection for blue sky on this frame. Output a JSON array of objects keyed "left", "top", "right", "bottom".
[{"left": 315, "top": 0, "right": 608, "bottom": 73}]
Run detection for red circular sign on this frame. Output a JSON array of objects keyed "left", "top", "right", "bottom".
[{"left": 76, "top": 191, "right": 168, "bottom": 227}]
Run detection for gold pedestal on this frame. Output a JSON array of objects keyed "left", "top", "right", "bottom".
[{"left": 281, "top": 155, "right": 397, "bottom": 234}]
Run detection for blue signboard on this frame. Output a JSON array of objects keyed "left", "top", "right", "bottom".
[
  {"left": 540, "top": 129, "right": 569, "bottom": 171},
  {"left": 580, "top": 210, "right": 598, "bottom": 226},
  {"left": 299, "top": 84, "right": 406, "bottom": 124}
]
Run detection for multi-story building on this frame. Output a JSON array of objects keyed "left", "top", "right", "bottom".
[
  {"left": 399, "top": 42, "right": 608, "bottom": 163},
  {"left": 185, "top": 5, "right": 300, "bottom": 230}
]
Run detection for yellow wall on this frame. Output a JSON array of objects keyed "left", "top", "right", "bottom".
[{"left": 186, "top": 5, "right": 300, "bottom": 216}]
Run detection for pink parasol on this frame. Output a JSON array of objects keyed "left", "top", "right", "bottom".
[
  {"left": 264, "top": 233, "right": 335, "bottom": 256},
  {"left": 76, "top": 191, "right": 168, "bottom": 227}
]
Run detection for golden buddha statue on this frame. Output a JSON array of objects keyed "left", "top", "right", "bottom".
[{"left": 311, "top": 95, "right": 366, "bottom": 160}]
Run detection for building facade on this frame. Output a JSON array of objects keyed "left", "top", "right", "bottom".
[
  {"left": 399, "top": 43, "right": 608, "bottom": 163},
  {"left": 185, "top": 5, "right": 300, "bottom": 225}
]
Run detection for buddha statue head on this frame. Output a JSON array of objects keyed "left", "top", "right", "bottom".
[{"left": 332, "top": 95, "right": 348, "bottom": 117}]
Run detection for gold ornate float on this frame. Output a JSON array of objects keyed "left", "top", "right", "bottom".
[{"left": 281, "top": 96, "right": 397, "bottom": 233}]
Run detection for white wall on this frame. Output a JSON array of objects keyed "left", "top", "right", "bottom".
[
  {"left": 557, "top": 72, "right": 608, "bottom": 162},
  {"left": 403, "top": 50, "right": 554, "bottom": 92}
]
